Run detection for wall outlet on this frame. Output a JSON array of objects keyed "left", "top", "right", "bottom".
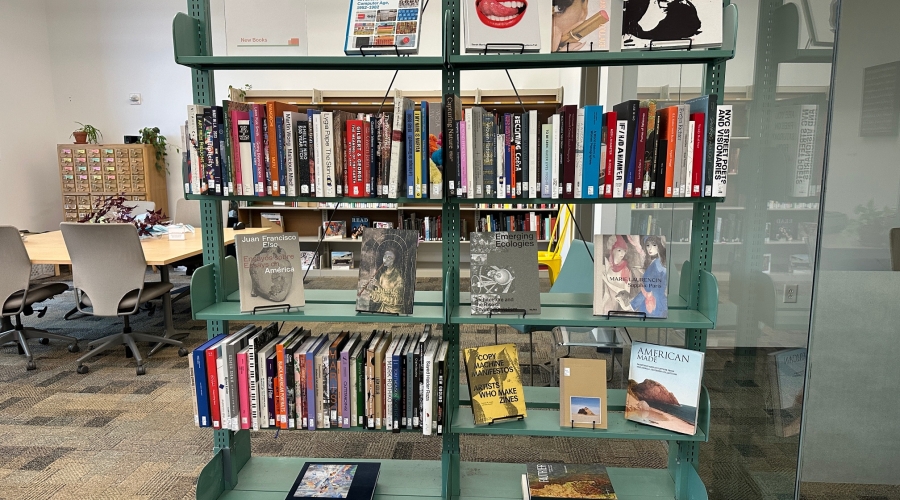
[{"left": 783, "top": 284, "right": 799, "bottom": 303}]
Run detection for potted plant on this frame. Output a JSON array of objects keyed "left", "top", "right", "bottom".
[
  {"left": 72, "top": 123, "right": 102, "bottom": 144},
  {"left": 139, "top": 127, "right": 170, "bottom": 174}
]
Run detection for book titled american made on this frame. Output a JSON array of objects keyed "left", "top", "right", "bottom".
[
  {"left": 463, "top": 0, "right": 541, "bottom": 53},
  {"left": 463, "top": 343, "right": 527, "bottom": 425},
  {"left": 626, "top": 341, "right": 704, "bottom": 435},
  {"left": 593, "top": 235, "right": 667, "bottom": 318},
  {"left": 469, "top": 231, "right": 541, "bottom": 315},
  {"left": 235, "top": 232, "right": 306, "bottom": 313},
  {"left": 523, "top": 462, "right": 617, "bottom": 499},
  {"left": 622, "top": 0, "right": 722, "bottom": 50},
  {"left": 344, "top": 0, "right": 424, "bottom": 55},
  {"left": 285, "top": 462, "right": 381, "bottom": 500}
]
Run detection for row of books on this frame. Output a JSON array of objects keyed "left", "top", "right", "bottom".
[
  {"left": 189, "top": 323, "right": 451, "bottom": 435},
  {"left": 630, "top": 214, "right": 744, "bottom": 244},
  {"left": 476, "top": 213, "right": 556, "bottom": 241}
]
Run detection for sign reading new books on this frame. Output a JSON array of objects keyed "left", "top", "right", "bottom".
[
  {"left": 463, "top": 343, "right": 526, "bottom": 425},
  {"left": 356, "top": 228, "right": 418, "bottom": 315},
  {"left": 593, "top": 235, "right": 667, "bottom": 318},
  {"left": 626, "top": 341, "right": 704, "bottom": 435},
  {"left": 235, "top": 232, "right": 306, "bottom": 313},
  {"left": 469, "top": 231, "right": 541, "bottom": 315}
]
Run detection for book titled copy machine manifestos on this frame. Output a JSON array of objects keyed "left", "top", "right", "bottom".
[
  {"left": 626, "top": 341, "right": 704, "bottom": 435},
  {"left": 235, "top": 232, "right": 306, "bottom": 313},
  {"left": 593, "top": 234, "right": 667, "bottom": 318},
  {"left": 469, "top": 231, "right": 541, "bottom": 315}
]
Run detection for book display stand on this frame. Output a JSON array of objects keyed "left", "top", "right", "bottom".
[{"left": 174, "top": 1, "right": 738, "bottom": 498}]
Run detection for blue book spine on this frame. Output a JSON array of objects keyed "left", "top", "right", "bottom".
[
  {"left": 420, "top": 101, "right": 429, "bottom": 198},
  {"left": 583, "top": 105, "right": 604, "bottom": 198},
  {"left": 193, "top": 334, "right": 227, "bottom": 427},
  {"left": 406, "top": 108, "right": 416, "bottom": 198},
  {"left": 275, "top": 116, "right": 285, "bottom": 195}
]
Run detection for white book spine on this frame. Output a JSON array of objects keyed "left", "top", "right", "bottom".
[
  {"left": 388, "top": 96, "right": 406, "bottom": 199},
  {"left": 713, "top": 105, "right": 733, "bottom": 197},
  {"left": 187, "top": 105, "right": 203, "bottom": 195},
  {"left": 528, "top": 110, "right": 538, "bottom": 198},
  {"left": 385, "top": 347, "right": 394, "bottom": 431},
  {"left": 248, "top": 339, "right": 259, "bottom": 431},
  {"left": 350, "top": 355, "right": 358, "bottom": 427},
  {"left": 677, "top": 104, "right": 689, "bottom": 197},
  {"left": 550, "top": 115, "right": 560, "bottom": 199},
  {"left": 321, "top": 111, "right": 335, "bottom": 198},
  {"left": 189, "top": 354, "right": 199, "bottom": 426},
  {"left": 685, "top": 120, "right": 695, "bottom": 198},
  {"left": 284, "top": 111, "right": 296, "bottom": 197},
  {"left": 257, "top": 348, "right": 270, "bottom": 429},
  {"left": 238, "top": 120, "right": 253, "bottom": 197},
  {"left": 465, "top": 108, "right": 475, "bottom": 199},
  {"left": 574, "top": 108, "right": 585, "bottom": 199},
  {"left": 216, "top": 354, "right": 231, "bottom": 432},
  {"left": 422, "top": 347, "right": 434, "bottom": 436},
  {"left": 613, "top": 120, "right": 628, "bottom": 198},
  {"left": 313, "top": 114, "right": 324, "bottom": 198},
  {"left": 793, "top": 105, "right": 816, "bottom": 197}
]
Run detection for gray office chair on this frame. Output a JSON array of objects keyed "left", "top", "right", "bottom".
[
  {"left": 60, "top": 222, "right": 187, "bottom": 375},
  {"left": 0, "top": 226, "right": 79, "bottom": 370}
]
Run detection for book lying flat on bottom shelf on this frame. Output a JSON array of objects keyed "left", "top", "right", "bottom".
[
  {"left": 522, "top": 463, "right": 616, "bottom": 499},
  {"left": 593, "top": 235, "right": 667, "bottom": 318},
  {"left": 356, "top": 228, "right": 418, "bottom": 315},
  {"left": 559, "top": 358, "right": 608, "bottom": 429},
  {"left": 235, "top": 232, "right": 306, "bottom": 313},
  {"left": 469, "top": 231, "right": 541, "bottom": 315},
  {"left": 463, "top": 343, "right": 526, "bottom": 425},
  {"left": 286, "top": 462, "right": 380, "bottom": 500},
  {"left": 626, "top": 341, "right": 704, "bottom": 435}
]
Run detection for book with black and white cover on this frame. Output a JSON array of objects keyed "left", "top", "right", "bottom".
[
  {"left": 463, "top": 0, "right": 541, "bottom": 53},
  {"left": 712, "top": 104, "right": 732, "bottom": 197},
  {"left": 235, "top": 232, "right": 305, "bottom": 313},
  {"left": 469, "top": 231, "right": 541, "bottom": 315},
  {"left": 622, "top": 0, "right": 723, "bottom": 50},
  {"left": 551, "top": 0, "right": 610, "bottom": 53},
  {"left": 344, "top": 0, "right": 424, "bottom": 55},
  {"left": 626, "top": 341, "right": 704, "bottom": 435},
  {"left": 356, "top": 228, "right": 418, "bottom": 315},
  {"left": 593, "top": 235, "right": 667, "bottom": 318}
]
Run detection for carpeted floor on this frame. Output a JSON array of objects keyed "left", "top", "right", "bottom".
[{"left": 0, "top": 270, "right": 897, "bottom": 499}]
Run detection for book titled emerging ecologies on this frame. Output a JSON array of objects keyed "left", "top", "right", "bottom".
[{"left": 235, "top": 232, "right": 306, "bottom": 313}]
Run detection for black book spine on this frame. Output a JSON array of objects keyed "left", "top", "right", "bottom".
[
  {"left": 443, "top": 94, "right": 459, "bottom": 197},
  {"left": 654, "top": 139, "right": 668, "bottom": 198},
  {"left": 482, "top": 113, "right": 496, "bottom": 197},
  {"left": 703, "top": 94, "right": 718, "bottom": 197},
  {"left": 513, "top": 113, "right": 523, "bottom": 197},
  {"left": 297, "top": 119, "right": 310, "bottom": 196}
]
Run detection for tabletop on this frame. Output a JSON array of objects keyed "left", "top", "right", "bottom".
[{"left": 23, "top": 227, "right": 271, "bottom": 266}]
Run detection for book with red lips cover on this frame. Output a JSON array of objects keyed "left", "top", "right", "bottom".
[{"left": 463, "top": 0, "right": 541, "bottom": 53}]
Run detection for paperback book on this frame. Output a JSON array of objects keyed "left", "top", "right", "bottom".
[
  {"left": 344, "top": 0, "right": 424, "bottom": 55},
  {"left": 463, "top": 0, "right": 542, "bottom": 53},
  {"left": 626, "top": 341, "right": 704, "bottom": 435},
  {"left": 324, "top": 220, "right": 347, "bottom": 239},
  {"left": 551, "top": 0, "right": 610, "bottom": 52},
  {"left": 331, "top": 251, "right": 354, "bottom": 270},
  {"left": 356, "top": 228, "right": 419, "bottom": 315},
  {"left": 463, "top": 343, "right": 526, "bottom": 425},
  {"left": 235, "top": 232, "right": 306, "bottom": 313},
  {"left": 593, "top": 235, "right": 667, "bottom": 318},
  {"left": 469, "top": 231, "right": 541, "bottom": 315},
  {"left": 351, "top": 216, "right": 370, "bottom": 239},
  {"left": 622, "top": 0, "right": 722, "bottom": 50},
  {"left": 285, "top": 462, "right": 381, "bottom": 500},
  {"left": 523, "top": 462, "right": 616, "bottom": 499}
]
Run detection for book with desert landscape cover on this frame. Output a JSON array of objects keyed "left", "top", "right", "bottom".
[
  {"left": 559, "top": 358, "right": 608, "bottom": 429},
  {"left": 523, "top": 462, "right": 616, "bottom": 499},
  {"left": 625, "top": 341, "right": 704, "bottom": 435}
]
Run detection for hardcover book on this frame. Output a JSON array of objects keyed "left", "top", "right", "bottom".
[
  {"left": 344, "top": 0, "right": 424, "bottom": 55},
  {"left": 551, "top": 0, "right": 610, "bottom": 53},
  {"left": 767, "top": 348, "right": 806, "bottom": 437},
  {"left": 235, "top": 233, "right": 306, "bottom": 313},
  {"left": 285, "top": 462, "right": 381, "bottom": 500},
  {"left": 622, "top": 0, "right": 723, "bottom": 50},
  {"left": 469, "top": 231, "right": 541, "bottom": 315},
  {"left": 299, "top": 251, "right": 318, "bottom": 271},
  {"left": 559, "top": 358, "right": 608, "bottom": 429},
  {"left": 331, "top": 251, "right": 354, "bottom": 270},
  {"left": 356, "top": 228, "right": 419, "bottom": 315},
  {"left": 463, "top": 0, "right": 541, "bottom": 53},
  {"left": 351, "top": 216, "right": 370, "bottom": 239},
  {"left": 463, "top": 343, "right": 527, "bottom": 425},
  {"left": 626, "top": 341, "right": 704, "bottom": 435},
  {"left": 593, "top": 235, "right": 667, "bottom": 318},
  {"left": 324, "top": 220, "right": 347, "bottom": 239},
  {"left": 523, "top": 463, "right": 617, "bottom": 499}
]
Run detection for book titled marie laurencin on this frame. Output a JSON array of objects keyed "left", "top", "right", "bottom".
[
  {"left": 593, "top": 235, "right": 667, "bottom": 318},
  {"left": 235, "top": 232, "right": 306, "bottom": 313},
  {"left": 470, "top": 231, "right": 541, "bottom": 315}
]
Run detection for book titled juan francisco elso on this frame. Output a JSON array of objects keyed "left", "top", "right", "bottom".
[
  {"left": 523, "top": 462, "right": 616, "bottom": 499},
  {"left": 286, "top": 462, "right": 380, "bottom": 499},
  {"left": 235, "top": 232, "right": 306, "bottom": 313},
  {"left": 626, "top": 341, "right": 704, "bottom": 435}
]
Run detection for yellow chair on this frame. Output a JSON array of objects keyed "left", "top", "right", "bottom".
[{"left": 537, "top": 204, "right": 573, "bottom": 286}]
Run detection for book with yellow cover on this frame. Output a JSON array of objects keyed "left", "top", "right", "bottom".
[
  {"left": 463, "top": 343, "right": 526, "bottom": 425},
  {"left": 559, "top": 358, "right": 608, "bottom": 429}
]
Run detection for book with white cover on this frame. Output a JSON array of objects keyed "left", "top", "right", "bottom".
[
  {"left": 626, "top": 341, "right": 704, "bottom": 435},
  {"left": 551, "top": 0, "right": 610, "bottom": 52},
  {"left": 463, "top": 0, "right": 541, "bottom": 53},
  {"left": 622, "top": 0, "right": 722, "bottom": 50},
  {"left": 344, "top": 0, "right": 424, "bottom": 55}
]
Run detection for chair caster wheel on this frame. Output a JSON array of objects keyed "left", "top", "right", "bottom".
[
  {"left": 136, "top": 366, "right": 146, "bottom": 376},
  {"left": 77, "top": 365, "right": 89, "bottom": 374},
  {"left": 39, "top": 338, "right": 50, "bottom": 345},
  {"left": 68, "top": 344, "right": 80, "bottom": 353},
  {"left": 26, "top": 361, "right": 36, "bottom": 371},
  {"left": 178, "top": 347, "right": 188, "bottom": 357}
]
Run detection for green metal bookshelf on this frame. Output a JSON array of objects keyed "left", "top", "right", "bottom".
[{"left": 177, "top": 1, "right": 737, "bottom": 499}]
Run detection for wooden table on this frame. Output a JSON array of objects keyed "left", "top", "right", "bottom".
[{"left": 18, "top": 227, "right": 270, "bottom": 352}]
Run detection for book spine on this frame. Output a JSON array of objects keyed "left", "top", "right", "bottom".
[
  {"left": 363, "top": 119, "right": 372, "bottom": 198},
  {"left": 541, "top": 124, "right": 551, "bottom": 198},
  {"left": 342, "top": 349, "right": 352, "bottom": 428},
  {"left": 287, "top": 348, "right": 299, "bottom": 429},
  {"left": 251, "top": 105, "right": 266, "bottom": 196},
  {"left": 406, "top": 108, "right": 416, "bottom": 197},
  {"left": 550, "top": 114, "right": 561, "bottom": 199},
  {"left": 205, "top": 347, "right": 222, "bottom": 429},
  {"left": 357, "top": 348, "right": 366, "bottom": 426},
  {"left": 306, "top": 347, "right": 317, "bottom": 430},
  {"left": 665, "top": 109, "right": 678, "bottom": 197},
  {"left": 443, "top": 94, "right": 458, "bottom": 197},
  {"left": 217, "top": 353, "right": 230, "bottom": 432},
  {"left": 389, "top": 99, "right": 406, "bottom": 199},
  {"left": 203, "top": 110, "right": 216, "bottom": 195},
  {"left": 187, "top": 105, "right": 203, "bottom": 195},
  {"left": 504, "top": 114, "right": 512, "bottom": 197},
  {"left": 226, "top": 108, "right": 241, "bottom": 195},
  {"left": 275, "top": 345, "right": 286, "bottom": 429},
  {"left": 329, "top": 344, "right": 340, "bottom": 428},
  {"left": 614, "top": 119, "right": 628, "bottom": 198},
  {"left": 562, "top": 106, "right": 577, "bottom": 198},
  {"left": 482, "top": 112, "right": 495, "bottom": 197},
  {"left": 366, "top": 346, "right": 376, "bottom": 429},
  {"left": 334, "top": 113, "right": 346, "bottom": 196},
  {"left": 188, "top": 354, "right": 200, "bottom": 426},
  {"left": 655, "top": 138, "right": 668, "bottom": 198},
  {"left": 413, "top": 343, "right": 422, "bottom": 428},
  {"left": 413, "top": 110, "right": 422, "bottom": 198},
  {"left": 392, "top": 347, "right": 402, "bottom": 432},
  {"left": 498, "top": 133, "right": 507, "bottom": 199},
  {"left": 675, "top": 104, "right": 689, "bottom": 197},
  {"left": 603, "top": 113, "right": 616, "bottom": 198},
  {"left": 347, "top": 120, "right": 364, "bottom": 197},
  {"left": 437, "top": 351, "right": 445, "bottom": 435},
  {"left": 472, "top": 107, "right": 484, "bottom": 198},
  {"left": 381, "top": 112, "right": 393, "bottom": 198},
  {"left": 193, "top": 348, "right": 211, "bottom": 427},
  {"left": 313, "top": 114, "right": 324, "bottom": 197},
  {"left": 464, "top": 109, "right": 474, "bottom": 198},
  {"left": 318, "top": 352, "right": 329, "bottom": 428},
  {"left": 685, "top": 120, "right": 695, "bottom": 198},
  {"left": 713, "top": 105, "right": 733, "bottom": 197},
  {"left": 297, "top": 119, "right": 310, "bottom": 196},
  {"left": 702, "top": 96, "right": 717, "bottom": 197},
  {"left": 634, "top": 107, "right": 648, "bottom": 197},
  {"left": 623, "top": 102, "right": 639, "bottom": 198},
  {"left": 422, "top": 348, "right": 433, "bottom": 436},
  {"left": 691, "top": 113, "right": 705, "bottom": 197},
  {"left": 644, "top": 104, "right": 659, "bottom": 197},
  {"left": 294, "top": 349, "right": 305, "bottom": 429},
  {"left": 256, "top": 348, "right": 268, "bottom": 428},
  {"left": 265, "top": 102, "right": 280, "bottom": 196},
  {"left": 406, "top": 347, "right": 415, "bottom": 428},
  {"left": 370, "top": 116, "right": 379, "bottom": 198},
  {"left": 574, "top": 108, "right": 585, "bottom": 199},
  {"left": 385, "top": 346, "right": 394, "bottom": 431},
  {"left": 276, "top": 116, "right": 286, "bottom": 196},
  {"left": 583, "top": 106, "right": 603, "bottom": 198},
  {"left": 237, "top": 351, "right": 250, "bottom": 430},
  {"left": 284, "top": 112, "right": 295, "bottom": 196},
  {"left": 307, "top": 110, "right": 318, "bottom": 197},
  {"left": 212, "top": 106, "right": 224, "bottom": 195},
  {"left": 265, "top": 357, "right": 276, "bottom": 427},
  {"left": 419, "top": 102, "right": 428, "bottom": 198},
  {"left": 459, "top": 120, "right": 468, "bottom": 198},
  {"left": 321, "top": 111, "right": 336, "bottom": 198},
  {"left": 513, "top": 113, "right": 522, "bottom": 197},
  {"left": 528, "top": 110, "right": 538, "bottom": 198}
]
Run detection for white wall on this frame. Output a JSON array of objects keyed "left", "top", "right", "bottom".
[{"left": 0, "top": 1, "right": 60, "bottom": 232}]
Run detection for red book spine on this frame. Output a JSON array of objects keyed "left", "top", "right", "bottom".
[
  {"left": 276, "top": 345, "right": 287, "bottom": 429},
  {"left": 362, "top": 119, "right": 372, "bottom": 197},
  {"left": 603, "top": 111, "right": 618, "bottom": 198},
  {"left": 691, "top": 112, "right": 705, "bottom": 197},
  {"left": 205, "top": 347, "right": 222, "bottom": 429},
  {"left": 347, "top": 120, "right": 365, "bottom": 197},
  {"left": 634, "top": 107, "right": 649, "bottom": 198},
  {"left": 252, "top": 104, "right": 266, "bottom": 196}
]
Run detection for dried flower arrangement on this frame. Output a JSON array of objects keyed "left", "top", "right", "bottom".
[{"left": 78, "top": 194, "right": 170, "bottom": 237}]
